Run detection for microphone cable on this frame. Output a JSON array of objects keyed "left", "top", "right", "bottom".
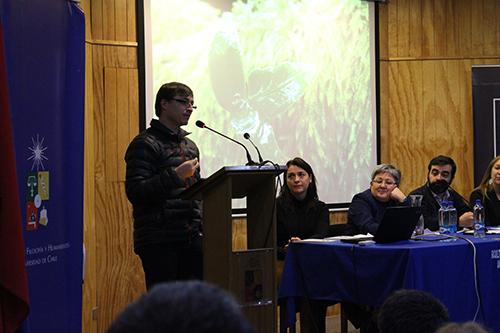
[{"left": 452, "top": 234, "right": 483, "bottom": 322}]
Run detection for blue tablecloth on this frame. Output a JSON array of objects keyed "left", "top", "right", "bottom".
[{"left": 278, "top": 235, "right": 500, "bottom": 331}]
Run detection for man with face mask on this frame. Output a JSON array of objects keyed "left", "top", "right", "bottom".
[{"left": 408, "top": 155, "right": 473, "bottom": 231}]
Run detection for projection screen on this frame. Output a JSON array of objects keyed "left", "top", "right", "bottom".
[{"left": 140, "top": 0, "right": 378, "bottom": 205}]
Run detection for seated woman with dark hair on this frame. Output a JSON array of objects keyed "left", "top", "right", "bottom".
[
  {"left": 276, "top": 157, "right": 329, "bottom": 333},
  {"left": 470, "top": 155, "right": 500, "bottom": 226},
  {"left": 276, "top": 157, "right": 329, "bottom": 259},
  {"left": 347, "top": 163, "right": 408, "bottom": 235}
]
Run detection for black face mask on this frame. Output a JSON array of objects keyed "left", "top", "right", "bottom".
[{"left": 428, "top": 179, "right": 450, "bottom": 194}]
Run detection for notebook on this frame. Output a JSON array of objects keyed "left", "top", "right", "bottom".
[{"left": 373, "top": 206, "right": 420, "bottom": 243}]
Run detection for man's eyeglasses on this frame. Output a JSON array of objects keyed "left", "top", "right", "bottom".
[{"left": 172, "top": 98, "right": 197, "bottom": 109}]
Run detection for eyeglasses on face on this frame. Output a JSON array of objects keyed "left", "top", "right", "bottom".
[
  {"left": 171, "top": 98, "right": 197, "bottom": 109},
  {"left": 372, "top": 178, "right": 396, "bottom": 186}
]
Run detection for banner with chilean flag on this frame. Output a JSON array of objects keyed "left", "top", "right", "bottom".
[{"left": 1, "top": 1, "right": 85, "bottom": 332}]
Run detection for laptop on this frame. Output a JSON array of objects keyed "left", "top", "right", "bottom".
[{"left": 374, "top": 206, "right": 420, "bottom": 243}]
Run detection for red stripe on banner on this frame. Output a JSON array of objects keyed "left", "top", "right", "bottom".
[{"left": 0, "top": 23, "right": 30, "bottom": 333}]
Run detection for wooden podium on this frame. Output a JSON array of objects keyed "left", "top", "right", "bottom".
[{"left": 182, "top": 165, "right": 285, "bottom": 333}]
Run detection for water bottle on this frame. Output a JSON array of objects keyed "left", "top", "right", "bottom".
[
  {"left": 447, "top": 202, "right": 457, "bottom": 233},
  {"left": 438, "top": 201, "right": 448, "bottom": 234},
  {"left": 414, "top": 214, "right": 425, "bottom": 235},
  {"left": 473, "top": 199, "right": 486, "bottom": 238}
]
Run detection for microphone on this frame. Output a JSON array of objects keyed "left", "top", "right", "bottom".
[
  {"left": 243, "top": 132, "right": 264, "bottom": 164},
  {"left": 195, "top": 120, "right": 257, "bottom": 166}
]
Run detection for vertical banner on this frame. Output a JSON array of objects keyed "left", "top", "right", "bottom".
[
  {"left": 472, "top": 65, "right": 500, "bottom": 187},
  {"left": 2, "top": 1, "right": 85, "bottom": 332},
  {"left": 0, "top": 22, "right": 29, "bottom": 333}
]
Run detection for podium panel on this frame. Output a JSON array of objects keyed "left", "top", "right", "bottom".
[{"left": 182, "top": 165, "right": 285, "bottom": 333}]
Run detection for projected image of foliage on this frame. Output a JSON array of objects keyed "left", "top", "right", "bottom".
[{"left": 150, "top": 0, "right": 374, "bottom": 203}]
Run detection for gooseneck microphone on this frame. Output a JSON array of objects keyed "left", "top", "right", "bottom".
[
  {"left": 195, "top": 120, "right": 257, "bottom": 166},
  {"left": 243, "top": 132, "right": 264, "bottom": 164}
]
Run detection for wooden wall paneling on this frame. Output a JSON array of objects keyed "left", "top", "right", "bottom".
[
  {"left": 387, "top": 0, "right": 399, "bottom": 59},
  {"left": 96, "top": 182, "right": 143, "bottom": 333},
  {"left": 433, "top": 61, "right": 451, "bottom": 153},
  {"left": 396, "top": 0, "right": 409, "bottom": 58},
  {"left": 128, "top": 70, "right": 139, "bottom": 142},
  {"left": 444, "top": 60, "right": 467, "bottom": 193},
  {"left": 497, "top": 2, "right": 500, "bottom": 55},
  {"left": 483, "top": 0, "right": 497, "bottom": 56},
  {"left": 445, "top": 0, "right": 458, "bottom": 57},
  {"left": 433, "top": 0, "right": 447, "bottom": 57},
  {"left": 457, "top": 0, "right": 472, "bottom": 57},
  {"left": 83, "top": 41, "right": 97, "bottom": 333},
  {"left": 401, "top": 61, "right": 425, "bottom": 192},
  {"left": 127, "top": 0, "right": 136, "bottom": 41},
  {"left": 379, "top": 61, "right": 390, "bottom": 161},
  {"left": 232, "top": 218, "right": 247, "bottom": 251},
  {"left": 387, "top": 62, "right": 404, "bottom": 163},
  {"left": 421, "top": 0, "right": 435, "bottom": 57},
  {"left": 116, "top": 69, "right": 131, "bottom": 181},
  {"left": 420, "top": 61, "right": 436, "bottom": 183},
  {"left": 104, "top": 68, "right": 118, "bottom": 181},
  {"left": 103, "top": 0, "right": 116, "bottom": 40},
  {"left": 115, "top": 0, "right": 128, "bottom": 42},
  {"left": 329, "top": 210, "right": 348, "bottom": 224},
  {"left": 458, "top": 59, "right": 474, "bottom": 195},
  {"left": 92, "top": 46, "right": 105, "bottom": 184},
  {"left": 90, "top": 0, "right": 103, "bottom": 40},
  {"left": 471, "top": 0, "right": 484, "bottom": 57},
  {"left": 378, "top": 3, "right": 388, "bottom": 60},
  {"left": 408, "top": 0, "right": 422, "bottom": 58}
]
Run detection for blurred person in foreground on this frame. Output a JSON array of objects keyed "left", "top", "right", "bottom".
[
  {"left": 107, "top": 280, "right": 254, "bottom": 333},
  {"left": 377, "top": 289, "right": 449, "bottom": 333},
  {"left": 436, "top": 322, "right": 489, "bottom": 333}
]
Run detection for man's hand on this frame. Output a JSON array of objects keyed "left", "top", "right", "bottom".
[
  {"left": 175, "top": 158, "right": 199, "bottom": 180},
  {"left": 458, "top": 212, "right": 474, "bottom": 228},
  {"left": 390, "top": 187, "right": 407, "bottom": 203}
]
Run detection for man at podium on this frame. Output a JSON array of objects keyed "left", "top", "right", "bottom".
[{"left": 125, "top": 82, "right": 203, "bottom": 290}]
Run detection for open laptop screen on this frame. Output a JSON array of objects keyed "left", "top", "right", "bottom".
[{"left": 374, "top": 206, "right": 420, "bottom": 243}]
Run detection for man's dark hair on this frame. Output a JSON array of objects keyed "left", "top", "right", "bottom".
[
  {"left": 378, "top": 289, "right": 449, "bottom": 333},
  {"left": 154, "top": 82, "right": 193, "bottom": 117},
  {"left": 107, "top": 281, "right": 254, "bottom": 333},
  {"left": 428, "top": 155, "right": 457, "bottom": 182}
]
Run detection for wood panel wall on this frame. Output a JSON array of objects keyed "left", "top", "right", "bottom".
[
  {"left": 82, "top": 1, "right": 143, "bottom": 333},
  {"left": 80, "top": 0, "right": 500, "bottom": 332},
  {"left": 379, "top": 0, "right": 500, "bottom": 196}
]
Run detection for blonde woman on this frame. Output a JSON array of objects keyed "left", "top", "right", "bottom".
[{"left": 470, "top": 156, "right": 500, "bottom": 225}]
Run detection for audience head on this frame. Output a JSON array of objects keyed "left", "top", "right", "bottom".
[
  {"left": 426, "top": 155, "right": 457, "bottom": 194},
  {"left": 377, "top": 289, "right": 449, "bottom": 333},
  {"left": 435, "top": 322, "right": 489, "bottom": 333},
  {"left": 281, "top": 157, "right": 318, "bottom": 201},
  {"left": 477, "top": 155, "right": 500, "bottom": 197},
  {"left": 107, "top": 280, "right": 254, "bottom": 333},
  {"left": 154, "top": 82, "right": 194, "bottom": 118},
  {"left": 369, "top": 164, "right": 401, "bottom": 202}
]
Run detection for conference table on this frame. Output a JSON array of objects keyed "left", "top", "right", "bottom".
[{"left": 278, "top": 234, "right": 500, "bottom": 332}]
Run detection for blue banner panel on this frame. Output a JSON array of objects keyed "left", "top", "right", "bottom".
[
  {"left": 472, "top": 65, "right": 500, "bottom": 187},
  {"left": 1, "top": 1, "right": 85, "bottom": 332}
]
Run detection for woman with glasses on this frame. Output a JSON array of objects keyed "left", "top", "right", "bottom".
[
  {"left": 346, "top": 164, "right": 408, "bottom": 235},
  {"left": 276, "top": 157, "right": 329, "bottom": 333}
]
